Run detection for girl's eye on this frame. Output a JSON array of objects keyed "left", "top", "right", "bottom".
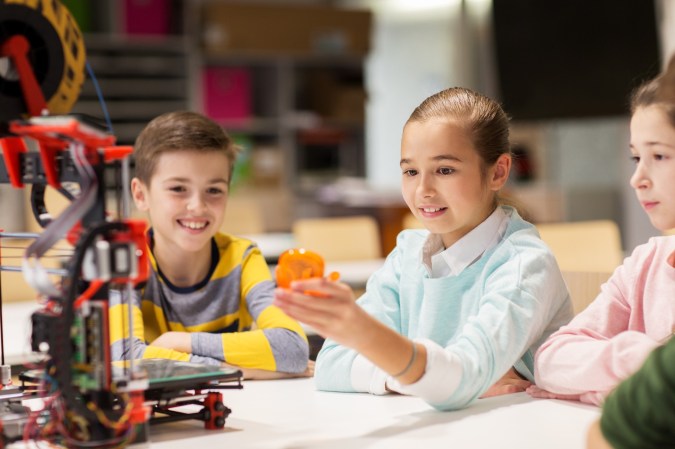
[
  {"left": 403, "top": 169, "right": 418, "bottom": 176},
  {"left": 169, "top": 186, "right": 186, "bottom": 193},
  {"left": 630, "top": 156, "right": 640, "bottom": 164},
  {"left": 654, "top": 153, "right": 665, "bottom": 161},
  {"left": 438, "top": 167, "right": 455, "bottom": 175}
]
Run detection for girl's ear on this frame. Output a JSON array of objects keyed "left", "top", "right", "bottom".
[
  {"left": 131, "top": 178, "right": 149, "bottom": 211},
  {"left": 490, "top": 153, "right": 512, "bottom": 191}
]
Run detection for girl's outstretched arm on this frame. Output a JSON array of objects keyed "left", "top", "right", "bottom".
[{"left": 274, "top": 278, "right": 426, "bottom": 386}]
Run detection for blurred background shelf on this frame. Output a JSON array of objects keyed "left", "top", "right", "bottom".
[{"left": 71, "top": 33, "right": 189, "bottom": 145}]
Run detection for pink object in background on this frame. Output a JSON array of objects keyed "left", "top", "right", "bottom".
[
  {"left": 123, "top": 0, "right": 170, "bottom": 35},
  {"left": 203, "top": 67, "right": 252, "bottom": 121}
]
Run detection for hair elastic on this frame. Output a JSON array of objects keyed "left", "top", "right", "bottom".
[{"left": 393, "top": 341, "right": 417, "bottom": 378}]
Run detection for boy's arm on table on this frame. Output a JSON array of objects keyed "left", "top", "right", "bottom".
[
  {"left": 152, "top": 328, "right": 314, "bottom": 380},
  {"left": 533, "top": 263, "right": 661, "bottom": 403},
  {"left": 109, "top": 289, "right": 222, "bottom": 366},
  {"left": 187, "top": 249, "right": 310, "bottom": 375}
]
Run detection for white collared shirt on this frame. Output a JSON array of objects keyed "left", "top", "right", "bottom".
[{"left": 421, "top": 207, "right": 510, "bottom": 278}]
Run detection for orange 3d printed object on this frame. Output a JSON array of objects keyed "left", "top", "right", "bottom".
[{"left": 275, "top": 248, "right": 339, "bottom": 289}]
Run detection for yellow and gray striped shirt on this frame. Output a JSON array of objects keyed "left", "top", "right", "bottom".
[{"left": 110, "top": 232, "right": 308, "bottom": 372}]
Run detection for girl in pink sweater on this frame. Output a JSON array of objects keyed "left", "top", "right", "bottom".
[{"left": 530, "top": 57, "right": 675, "bottom": 406}]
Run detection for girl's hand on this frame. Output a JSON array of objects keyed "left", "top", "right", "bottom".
[
  {"left": 274, "top": 277, "right": 369, "bottom": 349},
  {"left": 526, "top": 385, "right": 582, "bottom": 401},
  {"left": 527, "top": 385, "right": 606, "bottom": 405},
  {"left": 480, "top": 367, "right": 532, "bottom": 398}
]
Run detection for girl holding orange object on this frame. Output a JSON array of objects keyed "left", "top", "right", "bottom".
[{"left": 274, "top": 87, "right": 573, "bottom": 411}]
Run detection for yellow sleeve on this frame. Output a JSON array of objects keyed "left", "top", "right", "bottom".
[
  {"left": 220, "top": 305, "right": 308, "bottom": 370},
  {"left": 109, "top": 293, "right": 191, "bottom": 362}
]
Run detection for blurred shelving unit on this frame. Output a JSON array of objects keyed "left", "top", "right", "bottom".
[
  {"left": 71, "top": 34, "right": 190, "bottom": 145},
  {"left": 190, "top": 1, "right": 372, "bottom": 198},
  {"left": 64, "top": 0, "right": 372, "bottom": 231}
]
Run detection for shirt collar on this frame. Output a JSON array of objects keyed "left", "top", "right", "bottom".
[{"left": 421, "top": 206, "right": 509, "bottom": 277}]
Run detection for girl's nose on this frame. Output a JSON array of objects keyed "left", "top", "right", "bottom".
[
  {"left": 629, "top": 162, "right": 651, "bottom": 190},
  {"left": 417, "top": 174, "right": 435, "bottom": 196}
]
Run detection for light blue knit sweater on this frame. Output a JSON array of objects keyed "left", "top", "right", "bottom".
[{"left": 315, "top": 207, "right": 573, "bottom": 410}]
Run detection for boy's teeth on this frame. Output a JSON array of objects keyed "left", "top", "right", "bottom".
[
  {"left": 182, "top": 221, "right": 206, "bottom": 229},
  {"left": 423, "top": 207, "right": 442, "bottom": 213}
]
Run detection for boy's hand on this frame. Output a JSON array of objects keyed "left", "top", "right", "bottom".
[
  {"left": 480, "top": 367, "right": 531, "bottom": 398},
  {"left": 150, "top": 331, "right": 192, "bottom": 353},
  {"left": 222, "top": 360, "right": 315, "bottom": 380}
]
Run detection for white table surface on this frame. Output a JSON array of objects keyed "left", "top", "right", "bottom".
[
  {"left": 2, "top": 303, "right": 600, "bottom": 449},
  {"left": 0, "top": 300, "right": 37, "bottom": 366},
  {"left": 141, "top": 378, "right": 600, "bottom": 449}
]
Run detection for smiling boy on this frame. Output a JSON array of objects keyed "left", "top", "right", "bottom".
[{"left": 110, "top": 111, "right": 309, "bottom": 377}]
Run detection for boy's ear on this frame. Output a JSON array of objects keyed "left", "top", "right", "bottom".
[
  {"left": 131, "top": 177, "right": 149, "bottom": 211},
  {"left": 490, "top": 153, "right": 511, "bottom": 191}
]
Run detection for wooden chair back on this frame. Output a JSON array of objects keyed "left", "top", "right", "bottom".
[
  {"left": 536, "top": 220, "right": 623, "bottom": 273},
  {"left": 292, "top": 215, "right": 381, "bottom": 261},
  {"left": 561, "top": 270, "right": 613, "bottom": 314}
]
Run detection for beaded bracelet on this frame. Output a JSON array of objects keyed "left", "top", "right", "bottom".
[{"left": 392, "top": 341, "right": 417, "bottom": 378}]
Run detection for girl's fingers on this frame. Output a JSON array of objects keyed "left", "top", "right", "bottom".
[
  {"left": 274, "top": 288, "right": 334, "bottom": 317},
  {"left": 274, "top": 287, "right": 357, "bottom": 335},
  {"left": 289, "top": 277, "right": 348, "bottom": 294},
  {"left": 274, "top": 296, "right": 336, "bottom": 331}
]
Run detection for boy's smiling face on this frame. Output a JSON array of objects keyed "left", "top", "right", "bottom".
[{"left": 132, "top": 149, "right": 230, "bottom": 255}]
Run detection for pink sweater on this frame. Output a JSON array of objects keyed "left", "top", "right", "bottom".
[{"left": 534, "top": 236, "right": 675, "bottom": 405}]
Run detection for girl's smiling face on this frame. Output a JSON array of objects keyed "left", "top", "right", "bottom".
[
  {"left": 400, "top": 119, "right": 510, "bottom": 248},
  {"left": 629, "top": 105, "right": 675, "bottom": 232}
]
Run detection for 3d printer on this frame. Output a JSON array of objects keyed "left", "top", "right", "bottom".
[{"left": 0, "top": 1, "right": 242, "bottom": 447}]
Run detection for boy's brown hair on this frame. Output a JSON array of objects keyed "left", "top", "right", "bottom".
[{"left": 133, "top": 111, "right": 239, "bottom": 185}]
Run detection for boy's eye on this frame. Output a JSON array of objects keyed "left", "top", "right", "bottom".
[
  {"left": 169, "top": 185, "right": 186, "bottom": 193},
  {"left": 654, "top": 153, "right": 665, "bottom": 161},
  {"left": 630, "top": 155, "right": 640, "bottom": 164},
  {"left": 402, "top": 169, "right": 417, "bottom": 176},
  {"left": 207, "top": 187, "right": 225, "bottom": 195},
  {"left": 438, "top": 167, "right": 454, "bottom": 175}
]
